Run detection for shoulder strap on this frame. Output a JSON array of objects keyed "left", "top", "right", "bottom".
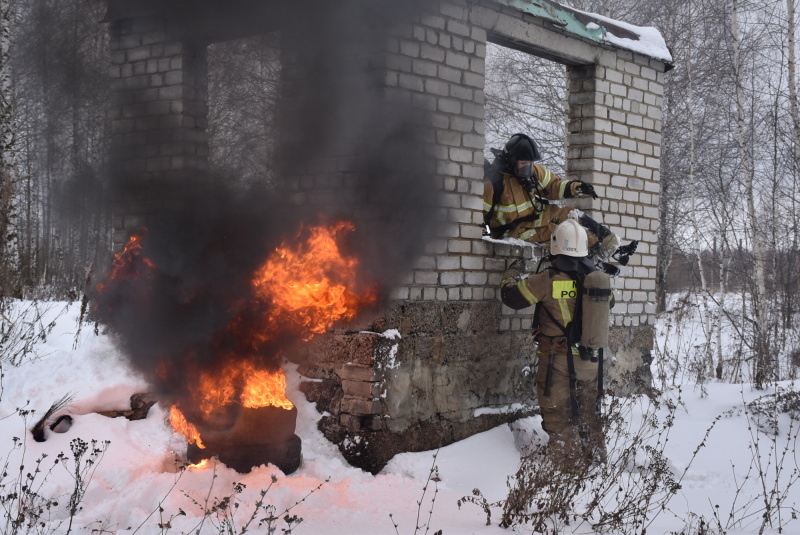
[{"left": 485, "top": 182, "right": 542, "bottom": 237}]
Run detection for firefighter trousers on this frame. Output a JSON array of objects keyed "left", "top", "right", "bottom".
[{"left": 535, "top": 349, "right": 604, "bottom": 467}]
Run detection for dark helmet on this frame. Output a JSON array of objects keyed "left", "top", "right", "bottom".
[{"left": 502, "top": 133, "right": 541, "bottom": 178}]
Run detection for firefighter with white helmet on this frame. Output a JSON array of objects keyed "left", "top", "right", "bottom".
[{"left": 500, "top": 219, "right": 612, "bottom": 468}]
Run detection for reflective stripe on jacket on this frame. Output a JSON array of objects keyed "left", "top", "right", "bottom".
[{"left": 483, "top": 165, "right": 575, "bottom": 240}]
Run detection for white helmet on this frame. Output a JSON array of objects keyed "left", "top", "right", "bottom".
[{"left": 551, "top": 219, "right": 589, "bottom": 257}]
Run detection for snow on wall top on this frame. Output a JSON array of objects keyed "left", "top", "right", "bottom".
[{"left": 496, "top": 0, "right": 673, "bottom": 65}]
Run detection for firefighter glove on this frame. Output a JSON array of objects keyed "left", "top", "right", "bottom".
[
  {"left": 597, "top": 261, "right": 620, "bottom": 276},
  {"left": 501, "top": 257, "right": 526, "bottom": 285},
  {"left": 576, "top": 181, "right": 598, "bottom": 199}
]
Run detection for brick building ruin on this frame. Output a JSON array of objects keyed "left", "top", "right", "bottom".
[{"left": 103, "top": 0, "right": 672, "bottom": 472}]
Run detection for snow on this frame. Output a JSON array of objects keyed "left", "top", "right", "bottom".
[
  {"left": 1, "top": 298, "right": 799, "bottom": 534},
  {"left": 572, "top": 4, "right": 673, "bottom": 63},
  {"left": 601, "top": 23, "right": 673, "bottom": 64},
  {"left": 473, "top": 403, "right": 533, "bottom": 417}
]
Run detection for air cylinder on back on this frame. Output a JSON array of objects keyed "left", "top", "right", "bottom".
[{"left": 581, "top": 270, "right": 612, "bottom": 349}]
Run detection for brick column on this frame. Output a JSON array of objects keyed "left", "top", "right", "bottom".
[
  {"left": 107, "top": 16, "right": 209, "bottom": 249},
  {"left": 383, "top": 2, "right": 492, "bottom": 304},
  {"left": 567, "top": 53, "right": 665, "bottom": 386}
]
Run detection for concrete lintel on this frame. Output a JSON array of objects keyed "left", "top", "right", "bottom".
[
  {"left": 473, "top": 4, "right": 613, "bottom": 66},
  {"left": 494, "top": 0, "right": 610, "bottom": 42},
  {"left": 476, "top": 0, "right": 672, "bottom": 71}
]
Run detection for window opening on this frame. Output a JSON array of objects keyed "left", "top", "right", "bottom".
[
  {"left": 207, "top": 34, "right": 281, "bottom": 188},
  {"left": 484, "top": 41, "right": 568, "bottom": 175}
]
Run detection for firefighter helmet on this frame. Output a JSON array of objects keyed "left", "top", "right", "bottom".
[
  {"left": 551, "top": 219, "right": 589, "bottom": 257},
  {"left": 502, "top": 133, "right": 541, "bottom": 178}
]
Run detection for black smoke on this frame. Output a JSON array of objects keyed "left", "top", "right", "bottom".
[{"left": 93, "top": 0, "right": 443, "bottom": 405}]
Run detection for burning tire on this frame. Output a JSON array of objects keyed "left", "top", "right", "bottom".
[{"left": 185, "top": 406, "right": 302, "bottom": 474}]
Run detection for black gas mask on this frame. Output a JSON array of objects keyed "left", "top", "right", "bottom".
[{"left": 514, "top": 159, "right": 534, "bottom": 179}]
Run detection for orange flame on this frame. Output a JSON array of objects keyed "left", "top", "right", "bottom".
[
  {"left": 154, "top": 222, "right": 374, "bottom": 449},
  {"left": 169, "top": 406, "right": 205, "bottom": 449},
  {"left": 194, "top": 361, "right": 294, "bottom": 417},
  {"left": 242, "top": 364, "right": 293, "bottom": 410},
  {"left": 95, "top": 229, "right": 155, "bottom": 296},
  {"left": 253, "top": 222, "right": 376, "bottom": 339},
  {"left": 188, "top": 458, "right": 210, "bottom": 470},
  {"left": 196, "top": 366, "right": 239, "bottom": 417}
]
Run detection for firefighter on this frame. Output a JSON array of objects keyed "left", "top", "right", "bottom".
[
  {"left": 483, "top": 133, "right": 622, "bottom": 262},
  {"left": 500, "top": 219, "right": 609, "bottom": 468}
]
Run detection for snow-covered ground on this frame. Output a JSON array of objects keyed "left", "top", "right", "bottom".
[{"left": 1, "top": 298, "right": 798, "bottom": 534}]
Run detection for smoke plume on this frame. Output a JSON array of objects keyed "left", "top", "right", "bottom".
[{"left": 92, "top": 0, "right": 443, "bottom": 406}]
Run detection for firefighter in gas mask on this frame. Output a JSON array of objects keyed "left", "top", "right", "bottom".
[
  {"left": 483, "top": 133, "right": 633, "bottom": 265},
  {"left": 500, "top": 219, "right": 612, "bottom": 468}
]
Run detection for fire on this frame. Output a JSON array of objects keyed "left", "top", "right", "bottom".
[
  {"left": 197, "top": 366, "right": 239, "bottom": 416},
  {"left": 103, "top": 222, "right": 375, "bottom": 459},
  {"left": 253, "top": 222, "right": 377, "bottom": 339},
  {"left": 188, "top": 459, "right": 210, "bottom": 470},
  {"left": 195, "top": 361, "right": 293, "bottom": 417},
  {"left": 95, "top": 229, "right": 154, "bottom": 295},
  {"left": 169, "top": 406, "right": 205, "bottom": 449},
  {"left": 242, "top": 364, "right": 293, "bottom": 410}
]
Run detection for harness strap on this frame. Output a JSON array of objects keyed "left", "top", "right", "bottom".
[
  {"left": 586, "top": 287, "right": 612, "bottom": 298},
  {"left": 566, "top": 346, "right": 580, "bottom": 421},
  {"left": 489, "top": 211, "right": 540, "bottom": 237},
  {"left": 483, "top": 156, "right": 505, "bottom": 228},
  {"left": 541, "top": 350, "right": 581, "bottom": 421},
  {"left": 533, "top": 271, "right": 586, "bottom": 422},
  {"left": 596, "top": 348, "right": 604, "bottom": 418}
]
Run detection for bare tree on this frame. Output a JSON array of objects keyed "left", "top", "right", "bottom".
[
  {"left": 11, "top": 0, "right": 109, "bottom": 296},
  {"left": 0, "top": 0, "right": 15, "bottom": 298},
  {"left": 731, "top": 0, "right": 774, "bottom": 387},
  {"left": 783, "top": 0, "right": 800, "bottom": 354},
  {"left": 484, "top": 43, "right": 568, "bottom": 171},
  {"left": 682, "top": 0, "right": 720, "bottom": 382}
]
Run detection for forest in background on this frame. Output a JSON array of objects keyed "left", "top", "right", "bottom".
[
  {"left": 0, "top": 0, "right": 283, "bottom": 296},
  {"left": 0, "top": 0, "right": 798, "bottom": 385}
]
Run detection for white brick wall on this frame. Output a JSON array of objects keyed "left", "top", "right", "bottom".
[
  {"left": 566, "top": 57, "right": 665, "bottom": 328},
  {"left": 381, "top": 0, "right": 667, "bottom": 332}
]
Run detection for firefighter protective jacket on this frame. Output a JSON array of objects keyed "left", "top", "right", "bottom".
[
  {"left": 483, "top": 164, "right": 579, "bottom": 241},
  {"left": 501, "top": 267, "right": 579, "bottom": 339}
]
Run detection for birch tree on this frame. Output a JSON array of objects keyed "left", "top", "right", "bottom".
[
  {"left": 784, "top": 0, "right": 800, "bottom": 354},
  {"left": 207, "top": 34, "right": 281, "bottom": 188},
  {"left": 484, "top": 44, "right": 568, "bottom": 171},
  {"left": 788, "top": 0, "right": 800, "bottom": 165},
  {"left": 12, "top": 0, "right": 109, "bottom": 295},
  {"left": 0, "top": 0, "right": 16, "bottom": 296},
  {"left": 684, "top": 0, "right": 718, "bottom": 383},
  {"left": 731, "top": 0, "right": 773, "bottom": 387}
]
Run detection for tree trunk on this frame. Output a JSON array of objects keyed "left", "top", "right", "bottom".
[
  {"left": 685, "top": 18, "right": 715, "bottom": 380},
  {"left": 0, "top": 0, "right": 16, "bottom": 295},
  {"left": 786, "top": 0, "right": 800, "bottom": 340},
  {"left": 732, "top": 0, "right": 772, "bottom": 387}
]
